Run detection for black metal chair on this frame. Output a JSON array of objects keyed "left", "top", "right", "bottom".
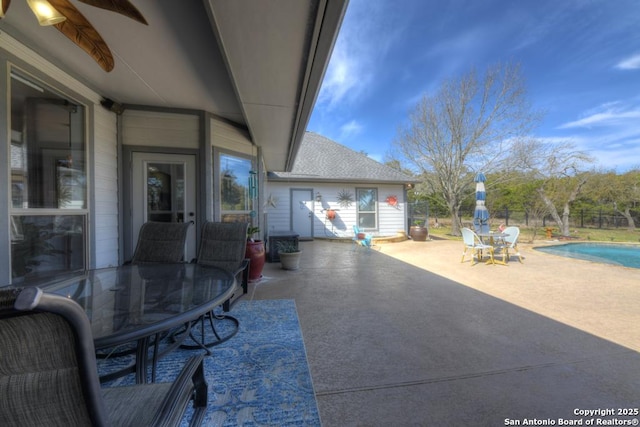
[
  {"left": 0, "top": 287, "right": 207, "bottom": 427},
  {"left": 131, "top": 221, "right": 193, "bottom": 264},
  {"left": 180, "top": 222, "right": 249, "bottom": 351}
]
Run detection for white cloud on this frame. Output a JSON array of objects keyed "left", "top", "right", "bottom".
[
  {"left": 559, "top": 103, "right": 640, "bottom": 129},
  {"left": 615, "top": 53, "right": 640, "bottom": 70},
  {"left": 315, "top": 0, "right": 406, "bottom": 110},
  {"left": 316, "top": 47, "right": 362, "bottom": 109},
  {"left": 339, "top": 120, "right": 363, "bottom": 139}
]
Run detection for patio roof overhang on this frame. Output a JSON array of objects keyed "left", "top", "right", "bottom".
[{"left": 0, "top": 0, "right": 348, "bottom": 171}]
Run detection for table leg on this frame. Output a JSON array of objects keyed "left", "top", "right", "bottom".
[{"left": 135, "top": 336, "right": 151, "bottom": 384}]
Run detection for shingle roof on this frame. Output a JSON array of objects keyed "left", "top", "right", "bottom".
[{"left": 268, "top": 132, "right": 418, "bottom": 184}]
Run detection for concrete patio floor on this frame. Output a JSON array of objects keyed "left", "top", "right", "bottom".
[{"left": 248, "top": 238, "right": 640, "bottom": 426}]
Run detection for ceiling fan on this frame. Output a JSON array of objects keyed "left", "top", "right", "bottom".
[{"left": 0, "top": 0, "right": 147, "bottom": 72}]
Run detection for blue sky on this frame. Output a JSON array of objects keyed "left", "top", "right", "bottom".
[{"left": 308, "top": 0, "right": 640, "bottom": 172}]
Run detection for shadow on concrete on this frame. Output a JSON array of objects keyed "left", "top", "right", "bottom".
[{"left": 250, "top": 241, "right": 640, "bottom": 426}]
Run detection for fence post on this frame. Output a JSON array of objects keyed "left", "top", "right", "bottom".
[
  {"left": 505, "top": 207, "right": 509, "bottom": 226},
  {"left": 525, "top": 211, "right": 528, "bottom": 226},
  {"left": 580, "top": 209, "right": 584, "bottom": 228},
  {"left": 599, "top": 209, "right": 603, "bottom": 229}
]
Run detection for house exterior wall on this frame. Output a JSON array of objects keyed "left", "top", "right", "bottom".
[
  {"left": 93, "top": 107, "right": 119, "bottom": 268},
  {"left": 122, "top": 110, "right": 200, "bottom": 148},
  {"left": 0, "top": 33, "right": 269, "bottom": 283},
  {"left": 211, "top": 118, "right": 253, "bottom": 155},
  {"left": 266, "top": 181, "right": 408, "bottom": 238}
]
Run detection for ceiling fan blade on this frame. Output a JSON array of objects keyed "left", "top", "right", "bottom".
[
  {"left": 77, "top": 0, "right": 147, "bottom": 25},
  {"left": 0, "top": 0, "right": 11, "bottom": 18},
  {"left": 49, "top": 0, "right": 114, "bottom": 72}
]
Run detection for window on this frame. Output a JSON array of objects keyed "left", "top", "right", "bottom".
[
  {"left": 356, "top": 188, "right": 378, "bottom": 229},
  {"left": 10, "top": 70, "right": 87, "bottom": 283},
  {"left": 219, "top": 152, "right": 255, "bottom": 223}
]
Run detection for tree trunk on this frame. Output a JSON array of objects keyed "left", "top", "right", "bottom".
[
  {"left": 537, "top": 189, "right": 564, "bottom": 233},
  {"left": 561, "top": 202, "right": 571, "bottom": 236},
  {"left": 450, "top": 212, "right": 462, "bottom": 236},
  {"left": 538, "top": 176, "right": 588, "bottom": 237},
  {"left": 614, "top": 204, "right": 636, "bottom": 231}
]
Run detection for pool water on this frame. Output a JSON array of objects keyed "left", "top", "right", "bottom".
[{"left": 534, "top": 242, "right": 640, "bottom": 269}]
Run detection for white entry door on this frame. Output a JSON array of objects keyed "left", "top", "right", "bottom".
[
  {"left": 291, "top": 189, "right": 313, "bottom": 239},
  {"left": 132, "top": 153, "right": 197, "bottom": 261}
]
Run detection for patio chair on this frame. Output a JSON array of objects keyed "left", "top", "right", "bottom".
[
  {"left": 352, "top": 225, "right": 372, "bottom": 250},
  {"left": 196, "top": 221, "right": 250, "bottom": 311},
  {"left": 496, "top": 226, "right": 524, "bottom": 263},
  {"left": 130, "top": 221, "right": 193, "bottom": 264},
  {"left": 461, "top": 227, "right": 495, "bottom": 266},
  {"left": 181, "top": 221, "right": 249, "bottom": 350},
  {"left": 0, "top": 287, "right": 207, "bottom": 427}
]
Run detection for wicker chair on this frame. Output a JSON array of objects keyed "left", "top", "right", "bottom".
[
  {"left": 0, "top": 287, "right": 207, "bottom": 427},
  {"left": 461, "top": 227, "right": 495, "bottom": 266},
  {"left": 496, "top": 226, "right": 524, "bottom": 263},
  {"left": 131, "top": 221, "right": 192, "bottom": 264}
]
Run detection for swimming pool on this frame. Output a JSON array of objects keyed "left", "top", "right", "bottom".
[{"left": 534, "top": 242, "right": 640, "bottom": 269}]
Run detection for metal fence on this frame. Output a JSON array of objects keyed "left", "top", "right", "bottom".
[
  {"left": 489, "top": 208, "right": 640, "bottom": 229},
  {"left": 407, "top": 201, "right": 639, "bottom": 230}
]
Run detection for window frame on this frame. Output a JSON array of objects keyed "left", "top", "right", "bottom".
[
  {"left": 215, "top": 149, "right": 256, "bottom": 223},
  {"left": 8, "top": 67, "right": 89, "bottom": 282},
  {"left": 356, "top": 187, "right": 378, "bottom": 230}
]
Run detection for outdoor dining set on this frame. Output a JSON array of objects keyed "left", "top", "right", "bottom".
[
  {"left": 461, "top": 226, "right": 524, "bottom": 266},
  {"left": 461, "top": 172, "right": 524, "bottom": 266},
  {"left": 0, "top": 221, "right": 252, "bottom": 426}
]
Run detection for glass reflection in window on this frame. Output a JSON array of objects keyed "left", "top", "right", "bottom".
[
  {"left": 357, "top": 188, "right": 378, "bottom": 229},
  {"left": 10, "top": 215, "right": 86, "bottom": 284},
  {"left": 10, "top": 72, "right": 86, "bottom": 209},
  {"left": 220, "top": 153, "right": 253, "bottom": 221}
]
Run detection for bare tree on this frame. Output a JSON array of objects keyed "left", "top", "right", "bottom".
[{"left": 393, "top": 62, "right": 540, "bottom": 235}]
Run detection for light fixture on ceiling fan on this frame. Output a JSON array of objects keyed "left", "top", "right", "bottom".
[
  {"left": 0, "top": 0, "right": 147, "bottom": 72},
  {"left": 25, "top": 0, "right": 66, "bottom": 25}
]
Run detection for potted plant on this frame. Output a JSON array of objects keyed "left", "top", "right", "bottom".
[
  {"left": 409, "top": 219, "right": 429, "bottom": 241},
  {"left": 245, "top": 226, "right": 265, "bottom": 281},
  {"left": 276, "top": 240, "right": 301, "bottom": 270}
]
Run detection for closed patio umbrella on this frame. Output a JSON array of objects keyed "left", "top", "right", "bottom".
[{"left": 473, "top": 172, "right": 490, "bottom": 234}]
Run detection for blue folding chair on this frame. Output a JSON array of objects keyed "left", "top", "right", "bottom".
[{"left": 352, "top": 225, "right": 372, "bottom": 250}]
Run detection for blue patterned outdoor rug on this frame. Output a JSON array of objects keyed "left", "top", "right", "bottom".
[{"left": 99, "top": 299, "right": 320, "bottom": 426}]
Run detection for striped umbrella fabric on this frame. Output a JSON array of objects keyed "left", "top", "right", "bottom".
[{"left": 473, "top": 172, "right": 490, "bottom": 234}]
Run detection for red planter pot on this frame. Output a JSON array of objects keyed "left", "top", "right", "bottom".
[{"left": 245, "top": 240, "right": 265, "bottom": 282}]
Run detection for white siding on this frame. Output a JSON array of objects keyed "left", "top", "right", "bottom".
[
  {"left": 265, "top": 182, "right": 408, "bottom": 238},
  {"left": 211, "top": 117, "right": 253, "bottom": 155},
  {"left": 264, "top": 183, "right": 293, "bottom": 233},
  {"left": 122, "top": 110, "right": 199, "bottom": 148},
  {"left": 93, "top": 108, "right": 119, "bottom": 268}
]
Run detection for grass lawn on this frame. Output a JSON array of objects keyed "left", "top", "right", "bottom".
[{"left": 429, "top": 224, "right": 640, "bottom": 244}]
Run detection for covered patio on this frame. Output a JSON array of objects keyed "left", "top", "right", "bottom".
[
  {"left": 251, "top": 238, "right": 640, "bottom": 425},
  {"left": 2, "top": 2, "right": 639, "bottom": 424}
]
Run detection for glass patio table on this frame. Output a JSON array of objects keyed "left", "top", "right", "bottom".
[{"left": 40, "top": 263, "right": 236, "bottom": 383}]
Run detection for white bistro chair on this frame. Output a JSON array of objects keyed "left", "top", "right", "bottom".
[{"left": 461, "top": 227, "right": 495, "bottom": 266}]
